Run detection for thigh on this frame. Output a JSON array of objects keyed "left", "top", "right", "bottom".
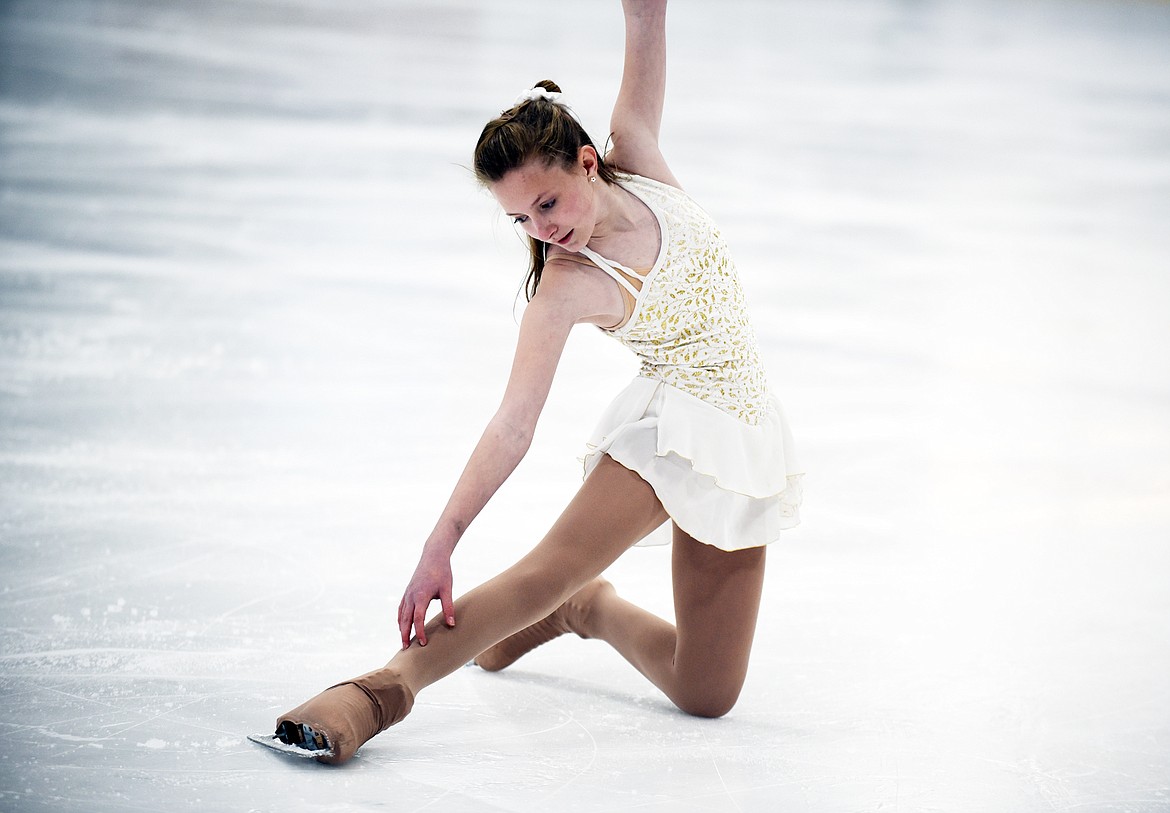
[
  {"left": 507, "top": 455, "right": 668, "bottom": 602},
  {"left": 671, "top": 524, "right": 766, "bottom": 708}
]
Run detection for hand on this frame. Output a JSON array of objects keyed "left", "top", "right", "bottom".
[{"left": 397, "top": 548, "right": 455, "bottom": 649}]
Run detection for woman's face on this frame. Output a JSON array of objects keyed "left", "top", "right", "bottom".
[{"left": 490, "top": 157, "right": 595, "bottom": 253}]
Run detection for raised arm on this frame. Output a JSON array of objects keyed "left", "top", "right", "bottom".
[
  {"left": 608, "top": 0, "right": 679, "bottom": 187},
  {"left": 396, "top": 266, "right": 607, "bottom": 649}
]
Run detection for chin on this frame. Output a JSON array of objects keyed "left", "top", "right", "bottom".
[{"left": 565, "top": 230, "right": 589, "bottom": 251}]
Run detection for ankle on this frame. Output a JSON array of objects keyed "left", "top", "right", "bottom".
[{"left": 339, "top": 666, "right": 415, "bottom": 734}]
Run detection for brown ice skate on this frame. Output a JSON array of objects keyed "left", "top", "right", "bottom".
[
  {"left": 474, "top": 578, "right": 613, "bottom": 672},
  {"left": 272, "top": 666, "right": 414, "bottom": 765}
]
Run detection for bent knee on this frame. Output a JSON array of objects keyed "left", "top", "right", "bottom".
[{"left": 674, "top": 688, "right": 742, "bottom": 719}]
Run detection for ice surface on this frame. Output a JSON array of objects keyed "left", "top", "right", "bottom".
[{"left": 2, "top": 0, "right": 1169, "bottom": 810}]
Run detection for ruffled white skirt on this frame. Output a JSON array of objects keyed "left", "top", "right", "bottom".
[{"left": 581, "top": 376, "right": 804, "bottom": 551}]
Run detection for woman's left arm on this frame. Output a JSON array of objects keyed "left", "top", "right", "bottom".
[{"left": 608, "top": 0, "right": 678, "bottom": 187}]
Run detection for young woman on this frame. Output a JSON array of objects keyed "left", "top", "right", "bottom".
[{"left": 265, "top": 0, "right": 802, "bottom": 765}]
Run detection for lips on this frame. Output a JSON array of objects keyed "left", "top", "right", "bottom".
[{"left": 556, "top": 230, "right": 574, "bottom": 246}]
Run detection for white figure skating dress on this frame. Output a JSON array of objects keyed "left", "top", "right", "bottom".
[{"left": 578, "top": 174, "right": 803, "bottom": 551}]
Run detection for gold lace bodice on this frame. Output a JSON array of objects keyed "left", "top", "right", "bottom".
[{"left": 580, "top": 175, "right": 770, "bottom": 426}]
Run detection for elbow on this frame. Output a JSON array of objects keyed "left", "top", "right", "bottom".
[{"left": 489, "top": 413, "right": 536, "bottom": 458}]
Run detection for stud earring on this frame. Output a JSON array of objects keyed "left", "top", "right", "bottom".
[{"left": 589, "top": 176, "right": 596, "bottom": 183}]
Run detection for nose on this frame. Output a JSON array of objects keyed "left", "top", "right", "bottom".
[{"left": 531, "top": 216, "right": 556, "bottom": 243}]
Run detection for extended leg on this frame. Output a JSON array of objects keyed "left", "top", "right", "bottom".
[
  {"left": 272, "top": 455, "right": 665, "bottom": 763},
  {"left": 390, "top": 456, "right": 666, "bottom": 691}
]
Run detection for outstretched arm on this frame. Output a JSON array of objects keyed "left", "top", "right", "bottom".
[
  {"left": 608, "top": 0, "right": 679, "bottom": 187},
  {"left": 396, "top": 266, "right": 610, "bottom": 649}
]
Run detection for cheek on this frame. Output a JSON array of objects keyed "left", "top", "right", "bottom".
[
  {"left": 567, "top": 192, "right": 590, "bottom": 223},
  {"left": 511, "top": 219, "right": 541, "bottom": 242}
]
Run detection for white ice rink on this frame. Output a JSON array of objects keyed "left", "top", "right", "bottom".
[{"left": 2, "top": 0, "right": 1169, "bottom": 810}]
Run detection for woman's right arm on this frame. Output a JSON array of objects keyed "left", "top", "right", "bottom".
[{"left": 396, "top": 263, "right": 615, "bottom": 649}]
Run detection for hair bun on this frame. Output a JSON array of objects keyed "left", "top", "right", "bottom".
[{"left": 512, "top": 82, "right": 564, "bottom": 109}]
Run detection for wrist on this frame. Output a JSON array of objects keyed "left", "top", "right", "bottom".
[{"left": 423, "top": 525, "right": 460, "bottom": 558}]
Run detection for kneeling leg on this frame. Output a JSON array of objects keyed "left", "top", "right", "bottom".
[{"left": 580, "top": 523, "right": 766, "bottom": 717}]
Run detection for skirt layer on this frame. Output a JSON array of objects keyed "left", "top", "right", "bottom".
[{"left": 581, "top": 377, "right": 804, "bottom": 551}]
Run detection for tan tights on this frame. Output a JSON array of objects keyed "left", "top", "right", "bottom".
[{"left": 276, "top": 456, "right": 767, "bottom": 762}]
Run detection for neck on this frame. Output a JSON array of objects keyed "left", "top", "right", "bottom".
[{"left": 589, "top": 180, "right": 643, "bottom": 245}]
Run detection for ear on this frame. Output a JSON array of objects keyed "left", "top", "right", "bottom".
[{"left": 579, "top": 145, "right": 599, "bottom": 177}]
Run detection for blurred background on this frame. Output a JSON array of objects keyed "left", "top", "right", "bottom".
[{"left": 2, "top": 0, "right": 1168, "bottom": 810}]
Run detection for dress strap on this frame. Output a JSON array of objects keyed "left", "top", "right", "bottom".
[{"left": 579, "top": 247, "right": 644, "bottom": 296}]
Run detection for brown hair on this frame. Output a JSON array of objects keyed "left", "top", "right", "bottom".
[{"left": 474, "top": 80, "right": 622, "bottom": 300}]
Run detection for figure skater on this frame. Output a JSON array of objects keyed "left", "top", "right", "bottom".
[{"left": 264, "top": 0, "right": 803, "bottom": 764}]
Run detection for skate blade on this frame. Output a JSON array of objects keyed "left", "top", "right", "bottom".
[{"left": 247, "top": 732, "right": 334, "bottom": 759}]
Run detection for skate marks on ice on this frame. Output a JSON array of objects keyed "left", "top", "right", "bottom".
[
  {"left": 3, "top": 0, "right": 1170, "bottom": 810},
  {"left": 346, "top": 665, "right": 787, "bottom": 812}
]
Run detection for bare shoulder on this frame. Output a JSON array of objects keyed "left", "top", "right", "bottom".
[{"left": 536, "top": 252, "right": 625, "bottom": 328}]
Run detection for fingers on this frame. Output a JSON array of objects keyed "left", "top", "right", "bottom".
[
  {"left": 398, "top": 597, "right": 412, "bottom": 650},
  {"left": 397, "top": 594, "right": 430, "bottom": 649},
  {"left": 440, "top": 588, "right": 455, "bottom": 629},
  {"left": 412, "top": 602, "right": 428, "bottom": 647},
  {"left": 396, "top": 571, "right": 455, "bottom": 649}
]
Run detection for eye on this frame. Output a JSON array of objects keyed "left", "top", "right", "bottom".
[
  {"left": 540, "top": 199, "right": 556, "bottom": 210},
  {"left": 512, "top": 215, "right": 528, "bottom": 224}
]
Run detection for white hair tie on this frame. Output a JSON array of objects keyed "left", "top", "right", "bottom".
[{"left": 514, "top": 86, "right": 562, "bottom": 107}]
